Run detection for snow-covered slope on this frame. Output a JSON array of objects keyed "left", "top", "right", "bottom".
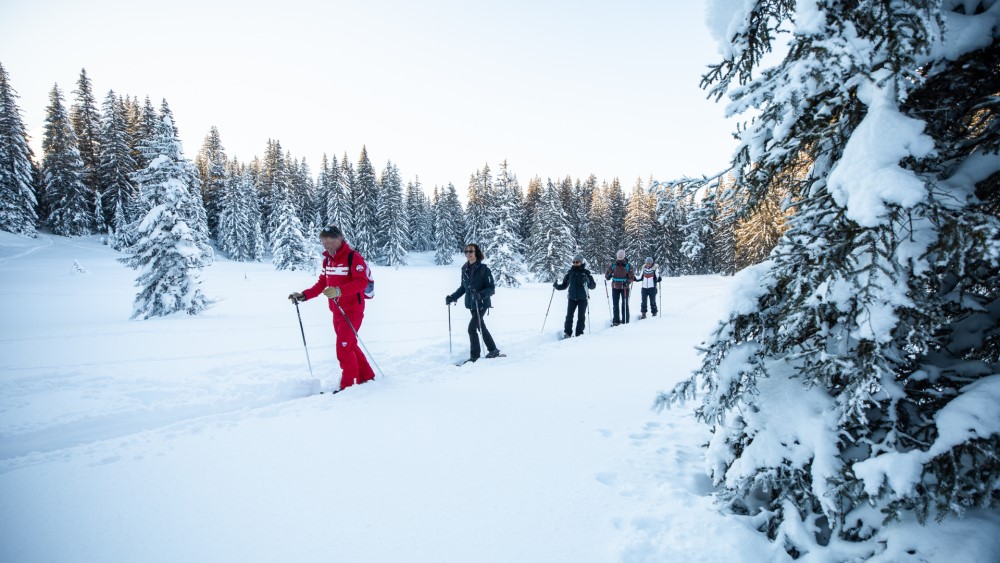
[{"left": 1, "top": 233, "right": 993, "bottom": 562}]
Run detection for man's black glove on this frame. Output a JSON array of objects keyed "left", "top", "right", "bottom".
[
  {"left": 288, "top": 292, "right": 305, "bottom": 304},
  {"left": 445, "top": 295, "right": 455, "bottom": 305}
]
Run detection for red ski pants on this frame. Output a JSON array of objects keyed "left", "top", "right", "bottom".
[{"left": 332, "top": 306, "right": 375, "bottom": 390}]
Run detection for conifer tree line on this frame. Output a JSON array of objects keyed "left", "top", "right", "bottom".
[{"left": 1, "top": 64, "right": 793, "bottom": 284}]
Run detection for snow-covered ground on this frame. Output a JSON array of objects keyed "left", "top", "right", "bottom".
[{"left": 0, "top": 232, "right": 993, "bottom": 563}]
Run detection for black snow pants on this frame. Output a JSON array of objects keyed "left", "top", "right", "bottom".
[{"left": 564, "top": 299, "right": 588, "bottom": 336}]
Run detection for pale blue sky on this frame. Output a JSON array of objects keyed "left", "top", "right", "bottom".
[{"left": 1, "top": 0, "right": 737, "bottom": 191}]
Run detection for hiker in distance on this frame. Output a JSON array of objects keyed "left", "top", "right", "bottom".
[
  {"left": 445, "top": 243, "right": 503, "bottom": 363},
  {"left": 288, "top": 225, "right": 375, "bottom": 392},
  {"left": 605, "top": 249, "right": 633, "bottom": 326},
  {"left": 553, "top": 254, "right": 597, "bottom": 338},
  {"left": 634, "top": 256, "right": 661, "bottom": 319}
]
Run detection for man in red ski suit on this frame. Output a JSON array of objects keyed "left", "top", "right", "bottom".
[{"left": 289, "top": 226, "right": 375, "bottom": 392}]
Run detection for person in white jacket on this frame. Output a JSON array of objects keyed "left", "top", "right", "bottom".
[{"left": 634, "top": 257, "right": 661, "bottom": 319}]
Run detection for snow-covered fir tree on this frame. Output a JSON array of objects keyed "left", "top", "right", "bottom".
[
  {"left": 652, "top": 178, "right": 694, "bottom": 276},
  {"left": 69, "top": 69, "right": 102, "bottom": 198},
  {"left": 42, "top": 84, "right": 92, "bottom": 236},
  {"left": 351, "top": 146, "right": 379, "bottom": 258},
  {"left": 659, "top": 1, "right": 1000, "bottom": 559},
  {"left": 732, "top": 170, "right": 794, "bottom": 271},
  {"left": 97, "top": 91, "right": 137, "bottom": 237},
  {"left": 432, "top": 186, "right": 456, "bottom": 265},
  {"left": 443, "top": 182, "right": 465, "bottom": 249},
  {"left": 269, "top": 178, "right": 313, "bottom": 271},
  {"left": 526, "top": 180, "right": 575, "bottom": 283},
  {"left": 321, "top": 153, "right": 345, "bottom": 230},
  {"left": 314, "top": 154, "right": 330, "bottom": 227},
  {"left": 120, "top": 115, "right": 212, "bottom": 319},
  {"left": 488, "top": 160, "right": 525, "bottom": 287},
  {"left": 679, "top": 185, "right": 718, "bottom": 275},
  {"left": 465, "top": 164, "right": 494, "bottom": 251},
  {"left": 217, "top": 159, "right": 264, "bottom": 262},
  {"left": 338, "top": 152, "right": 355, "bottom": 236},
  {"left": 573, "top": 175, "right": 598, "bottom": 262},
  {"left": 259, "top": 139, "right": 284, "bottom": 242},
  {"left": 0, "top": 62, "right": 38, "bottom": 236},
  {"left": 584, "top": 182, "right": 611, "bottom": 269},
  {"left": 604, "top": 178, "right": 627, "bottom": 255},
  {"left": 522, "top": 176, "right": 544, "bottom": 242},
  {"left": 291, "top": 156, "right": 318, "bottom": 234},
  {"left": 377, "top": 161, "right": 408, "bottom": 267},
  {"left": 194, "top": 126, "right": 227, "bottom": 236},
  {"left": 623, "top": 177, "right": 656, "bottom": 263},
  {"left": 129, "top": 96, "right": 159, "bottom": 170},
  {"left": 405, "top": 178, "right": 433, "bottom": 252},
  {"left": 710, "top": 178, "right": 737, "bottom": 276}
]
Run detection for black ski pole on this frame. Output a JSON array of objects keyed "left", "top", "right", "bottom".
[
  {"left": 586, "top": 286, "right": 592, "bottom": 334},
  {"left": 473, "top": 298, "right": 486, "bottom": 352},
  {"left": 541, "top": 284, "right": 555, "bottom": 334},
  {"left": 604, "top": 278, "right": 612, "bottom": 319},
  {"left": 447, "top": 301, "right": 453, "bottom": 355},
  {"left": 293, "top": 300, "right": 314, "bottom": 378},
  {"left": 330, "top": 297, "right": 385, "bottom": 378}
]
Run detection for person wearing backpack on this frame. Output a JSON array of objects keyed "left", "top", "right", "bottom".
[
  {"left": 445, "top": 243, "right": 502, "bottom": 363},
  {"left": 288, "top": 225, "right": 375, "bottom": 391},
  {"left": 553, "top": 254, "right": 597, "bottom": 337},
  {"left": 605, "top": 249, "right": 633, "bottom": 326},
  {"left": 634, "top": 256, "right": 661, "bottom": 319}
]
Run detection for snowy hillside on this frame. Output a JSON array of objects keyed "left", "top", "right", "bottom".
[{"left": 0, "top": 233, "right": 995, "bottom": 562}]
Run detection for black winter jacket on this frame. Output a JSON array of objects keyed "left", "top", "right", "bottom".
[
  {"left": 449, "top": 261, "right": 496, "bottom": 310},
  {"left": 554, "top": 265, "right": 597, "bottom": 301}
]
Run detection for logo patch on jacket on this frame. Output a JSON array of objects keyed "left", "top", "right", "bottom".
[{"left": 355, "top": 264, "right": 364, "bottom": 272}]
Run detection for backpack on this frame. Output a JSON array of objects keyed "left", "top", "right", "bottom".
[{"left": 348, "top": 251, "right": 375, "bottom": 300}]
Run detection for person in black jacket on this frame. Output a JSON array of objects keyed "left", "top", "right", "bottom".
[
  {"left": 446, "top": 243, "right": 502, "bottom": 362},
  {"left": 554, "top": 254, "right": 597, "bottom": 337}
]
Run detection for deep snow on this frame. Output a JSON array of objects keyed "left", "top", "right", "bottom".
[{"left": 0, "top": 233, "right": 995, "bottom": 562}]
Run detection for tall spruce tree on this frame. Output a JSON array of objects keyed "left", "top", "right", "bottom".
[
  {"left": 433, "top": 186, "right": 456, "bottom": 265},
  {"left": 680, "top": 185, "right": 719, "bottom": 275},
  {"left": 42, "top": 84, "right": 92, "bottom": 236},
  {"left": 120, "top": 115, "right": 211, "bottom": 319},
  {"left": 522, "top": 176, "right": 544, "bottom": 242},
  {"left": 659, "top": 1, "right": 1000, "bottom": 558},
  {"left": 605, "top": 177, "right": 627, "bottom": 255},
  {"left": 69, "top": 69, "right": 102, "bottom": 198},
  {"left": 652, "top": 179, "right": 695, "bottom": 276},
  {"left": 489, "top": 160, "right": 525, "bottom": 287},
  {"left": 444, "top": 182, "right": 465, "bottom": 249},
  {"left": 465, "top": 164, "right": 494, "bottom": 250},
  {"left": 195, "top": 126, "right": 227, "bottom": 236},
  {"left": 405, "top": 177, "right": 433, "bottom": 251},
  {"left": 624, "top": 177, "right": 656, "bottom": 263},
  {"left": 269, "top": 181, "right": 313, "bottom": 271},
  {"left": 526, "top": 180, "right": 575, "bottom": 283},
  {"left": 338, "top": 152, "right": 355, "bottom": 236},
  {"left": 217, "top": 159, "right": 264, "bottom": 261},
  {"left": 377, "top": 161, "right": 408, "bottom": 267},
  {"left": 584, "top": 182, "right": 611, "bottom": 269},
  {"left": 97, "top": 91, "right": 137, "bottom": 236},
  {"left": 0, "top": 62, "right": 38, "bottom": 236},
  {"left": 352, "top": 146, "right": 379, "bottom": 257},
  {"left": 324, "top": 153, "right": 347, "bottom": 230}
]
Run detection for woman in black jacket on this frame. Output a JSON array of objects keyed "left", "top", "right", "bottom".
[
  {"left": 446, "top": 243, "right": 502, "bottom": 363},
  {"left": 553, "top": 254, "right": 597, "bottom": 337}
]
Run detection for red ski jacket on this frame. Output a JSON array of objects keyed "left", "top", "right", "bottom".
[{"left": 302, "top": 242, "right": 370, "bottom": 314}]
